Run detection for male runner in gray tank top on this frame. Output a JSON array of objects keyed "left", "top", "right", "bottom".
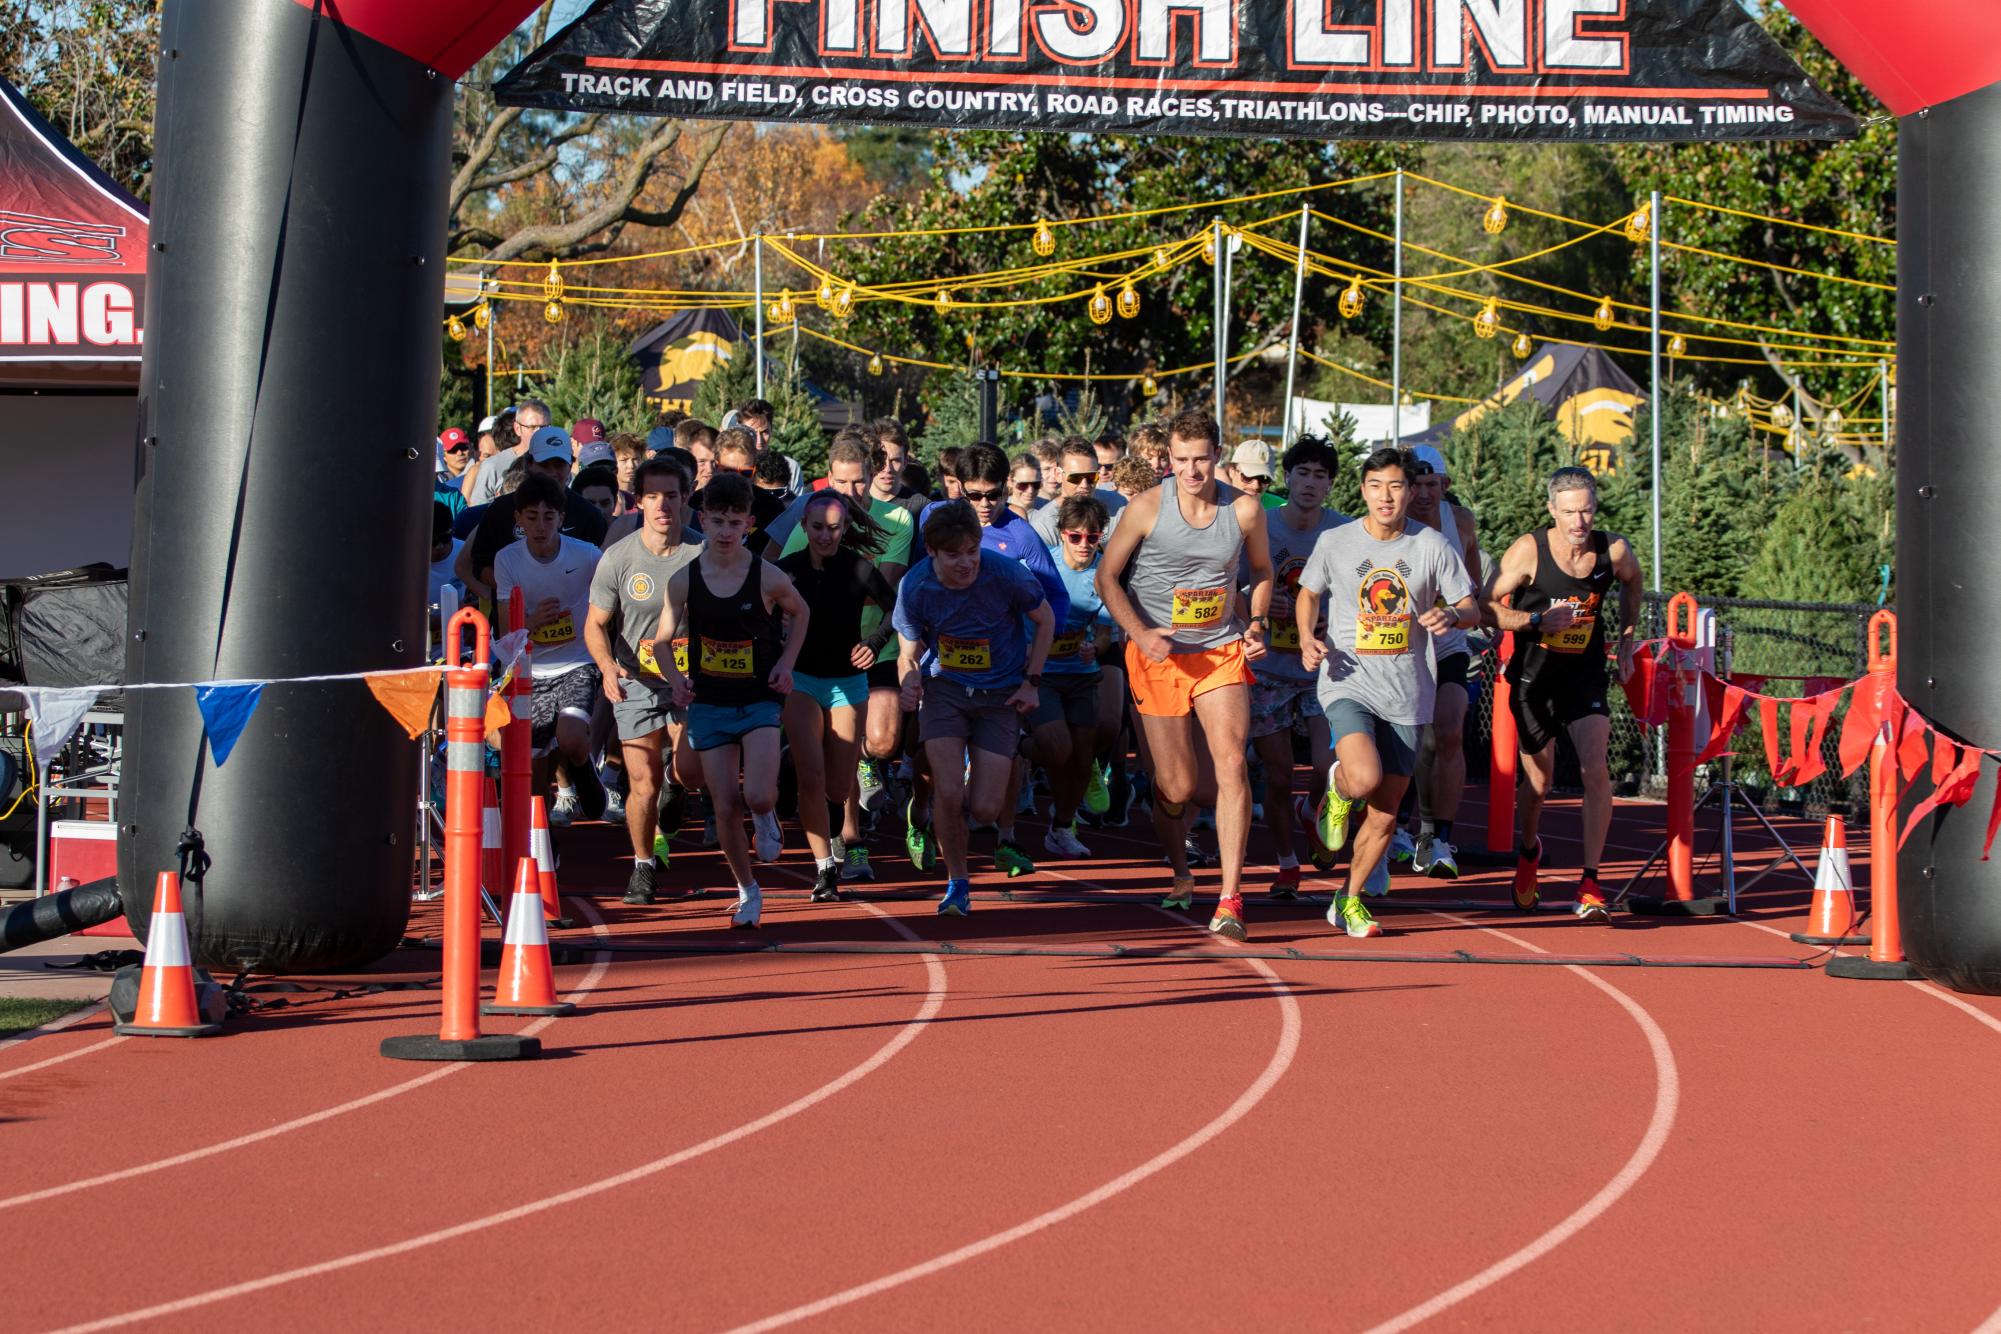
[{"left": 1096, "top": 408, "right": 1273, "bottom": 940}]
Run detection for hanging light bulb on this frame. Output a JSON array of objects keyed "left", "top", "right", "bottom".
[
  {"left": 778, "top": 289, "right": 796, "bottom": 321},
  {"left": 833, "top": 285, "right": 855, "bottom": 319},
  {"left": 1825, "top": 408, "right": 1846, "bottom": 434},
  {"left": 1088, "top": 284, "right": 1113, "bottom": 325},
  {"left": 543, "top": 298, "right": 564, "bottom": 324},
  {"left": 1511, "top": 330, "right": 1533, "bottom": 359},
  {"left": 1202, "top": 231, "right": 1217, "bottom": 265},
  {"left": 1116, "top": 281, "right": 1140, "bottom": 319},
  {"left": 766, "top": 298, "right": 785, "bottom": 323},
  {"left": 1623, "top": 202, "right": 1653, "bottom": 244},
  {"left": 446, "top": 314, "right": 468, "bottom": 342},
  {"left": 1338, "top": 275, "right": 1365, "bottom": 320},
  {"left": 1592, "top": 296, "right": 1615, "bottom": 331},
  {"left": 867, "top": 351, "right": 885, "bottom": 376},
  {"left": 471, "top": 302, "right": 490, "bottom": 331},
  {"left": 1483, "top": 196, "right": 1509, "bottom": 234},
  {"left": 1141, "top": 373, "right": 1159, "bottom": 398},
  {"left": 1032, "top": 219, "right": 1056, "bottom": 256},
  {"left": 543, "top": 260, "right": 563, "bottom": 302},
  {"left": 816, "top": 277, "right": 836, "bottom": 309},
  {"left": 1771, "top": 401, "right": 1794, "bottom": 428},
  {"left": 1153, "top": 245, "right": 1171, "bottom": 270},
  {"left": 1473, "top": 298, "right": 1500, "bottom": 340},
  {"left": 1667, "top": 332, "right": 1687, "bottom": 358},
  {"left": 935, "top": 288, "right": 954, "bottom": 313}
]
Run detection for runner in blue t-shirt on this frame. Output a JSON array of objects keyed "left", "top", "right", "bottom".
[
  {"left": 893, "top": 500, "right": 1054, "bottom": 915},
  {"left": 1030, "top": 494, "right": 1120, "bottom": 859}
]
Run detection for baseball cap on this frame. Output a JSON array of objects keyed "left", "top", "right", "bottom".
[
  {"left": 1410, "top": 444, "right": 1448, "bottom": 477},
  {"left": 476, "top": 414, "right": 499, "bottom": 434},
  {"left": 439, "top": 427, "right": 470, "bottom": 451},
  {"left": 1231, "top": 440, "right": 1275, "bottom": 478},
  {"left": 576, "top": 440, "right": 615, "bottom": 469},
  {"left": 570, "top": 418, "right": 605, "bottom": 445},
  {"left": 527, "top": 425, "right": 573, "bottom": 464}
]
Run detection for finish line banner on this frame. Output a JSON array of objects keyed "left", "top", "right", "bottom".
[{"left": 495, "top": 0, "right": 1858, "bottom": 142}]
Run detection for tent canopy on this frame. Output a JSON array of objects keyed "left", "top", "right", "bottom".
[
  {"left": 0, "top": 75, "right": 147, "bottom": 388},
  {"left": 626, "top": 308, "right": 861, "bottom": 431},
  {"left": 1407, "top": 343, "right": 1643, "bottom": 466}
]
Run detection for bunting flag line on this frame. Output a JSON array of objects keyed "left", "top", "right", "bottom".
[
  {"left": 365, "top": 671, "right": 443, "bottom": 740},
  {"left": 193, "top": 683, "right": 265, "bottom": 767}
]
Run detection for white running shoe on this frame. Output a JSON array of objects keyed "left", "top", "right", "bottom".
[
  {"left": 1043, "top": 825, "right": 1090, "bottom": 860},
  {"left": 731, "top": 884, "right": 762, "bottom": 929},
  {"left": 1410, "top": 832, "right": 1435, "bottom": 873},
  {"left": 1363, "top": 850, "right": 1391, "bottom": 897},
  {"left": 1388, "top": 826, "right": 1416, "bottom": 864},
  {"left": 753, "top": 810, "right": 783, "bottom": 863},
  {"left": 1426, "top": 838, "right": 1460, "bottom": 880},
  {"left": 549, "top": 789, "right": 580, "bottom": 829}
]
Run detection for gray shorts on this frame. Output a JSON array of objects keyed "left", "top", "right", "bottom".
[
  {"left": 1029, "top": 672, "right": 1100, "bottom": 731},
  {"left": 611, "top": 678, "right": 681, "bottom": 743},
  {"left": 1323, "top": 697, "right": 1420, "bottom": 777},
  {"left": 919, "top": 675, "right": 1022, "bottom": 758}
]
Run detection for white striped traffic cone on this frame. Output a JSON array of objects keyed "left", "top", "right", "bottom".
[
  {"left": 482, "top": 857, "right": 574, "bottom": 1016},
  {"left": 1791, "top": 816, "right": 1869, "bottom": 946},
  {"left": 114, "top": 872, "right": 220, "bottom": 1038},
  {"left": 529, "top": 795, "right": 569, "bottom": 925}
]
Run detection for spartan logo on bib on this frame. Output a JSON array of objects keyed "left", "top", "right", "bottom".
[
  {"left": 1355, "top": 566, "right": 1413, "bottom": 656},
  {"left": 626, "top": 571, "right": 655, "bottom": 602}
]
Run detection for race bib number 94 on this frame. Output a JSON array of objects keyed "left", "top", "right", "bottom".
[
  {"left": 1171, "top": 586, "right": 1226, "bottom": 628},
  {"left": 700, "top": 637, "right": 754, "bottom": 678},
  {"left": 939, "top": 635, "right": 991, "bottom": 672}
]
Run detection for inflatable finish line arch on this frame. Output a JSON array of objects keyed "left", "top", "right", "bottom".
[{"left": 127, "top": 0, "right": 2001, "bottom": 991}]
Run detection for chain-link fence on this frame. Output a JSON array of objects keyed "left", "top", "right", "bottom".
[{"left": 1470, "top": 593, "right": 1883, "bottom": 820}]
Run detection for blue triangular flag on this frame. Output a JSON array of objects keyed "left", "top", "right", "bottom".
[{"left": 194, "top": 683, "right": 265, "bottom": 767}]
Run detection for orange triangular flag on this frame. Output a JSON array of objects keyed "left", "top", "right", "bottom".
[
  {"left": 365, "top": 670, "right": 441, "bottom": 739},
  {"left": 484, "top": 690, "right": 511, "bottom": 742}
]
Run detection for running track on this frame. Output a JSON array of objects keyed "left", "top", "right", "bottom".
[{"left": 6, "top": 786, "right": 2001, "bottom": 1331}]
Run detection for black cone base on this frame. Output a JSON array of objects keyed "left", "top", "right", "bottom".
[
  {"left": 1790, "top": 932, "right": 1872, "bottom": 946},
  {"left": 1626, "top": 895, "right": 1727, "bottom": 917},
  {"left": 380, "top": 1033, "right": 541, "bottom": 1061},
  {"left": 114, "top": 1022, "right": 222, "bottom": 1038},
  {"left": 481, "top": 1001, "right": 575, "bottom": 1016},
  {"left": 1826, "top": 956, "right": 1924, "bottom": 981}
]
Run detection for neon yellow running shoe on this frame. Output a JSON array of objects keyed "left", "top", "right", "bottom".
[
  {"left": 905, "top": 799, "right": 935, "bottom": 874},
  {"left": 652, "top": 832, "right": 672, "bottom": 869},
  {"left": 1083, "top": 762, "right": 1111, "bottom": 816},
  {"left": 1331, "top": 895, "right": 1382, "bottom": 939},
  {"left": 1318, "top": 788, "right": 1358, "bottom": 855},
  {"left": 1160, "top": 878, "right": 1195, "bottom": 911}
]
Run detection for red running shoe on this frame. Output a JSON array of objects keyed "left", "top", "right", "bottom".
[
  {"left": 1511, "top": 837, "right": 1543, "bottom": 912},
  {"left": 1574, "top": 876, "right": 1610, "bottom": 922}
]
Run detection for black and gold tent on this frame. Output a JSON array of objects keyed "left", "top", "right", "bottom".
[{"left": 1413, "top": 343, "right": 1644, "bottom": 472}]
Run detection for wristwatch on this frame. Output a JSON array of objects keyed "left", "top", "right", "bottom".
[
  {"left": 1527, "top": 611, "right": 1544, "bottom": 633},
  {"left": 1026, "top": 673, "right": 1044, "bottom": 687},
  {"left": 1249, "top": 614, "right": 1270, "bottom": 630}
]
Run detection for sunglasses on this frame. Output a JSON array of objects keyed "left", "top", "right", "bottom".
[
  {"left": 445, "top": 443, "right": 473, "bottom": 453},
  {"left": 1011, "top": 480, "right": 1038, "bottom": 492},
  {"left": 1065, "top": 472, "right": 1099, "bottom": 485},
  {"left": 720, "top": 466, "right": 756, "bottom": 478},
  {"left": 1061, "top": 530, "right": 1103, "bottom": 545},
  {"left": 962, "top": 487, "right": 1004, "bottom": 503}
]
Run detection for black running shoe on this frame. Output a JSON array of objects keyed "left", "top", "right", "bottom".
[
  {"left": 811, "top": 864, "right": 842, "bottom": 902},
  {"left": 622, "top": 858, "right": 657, "bottom": 905},
  {"left": 657, "top": 783, "right": 688, "bottom": 837},
  {"left": 574, "top": 763, "right": 608, "bottom": 822}
]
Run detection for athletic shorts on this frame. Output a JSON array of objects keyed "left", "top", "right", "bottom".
[
  {"left": 1510, "top": 670, "right": 1610, "bottom": 755},
  {"left": 687, "top": 698, "right": 782, "bottom": 752},
  {"left": 1124, "top": 640, "right": 1255, "bottom": 718},
  {"left": 1324, "top": 698, "right": 1419, "bottom": 777},
  {"left": 611, "top": 679, "right": 679, "bottom": 743},
  {"left": 793, "top": 670, "right": 870, "bottom": 712},
  {"left": 1249, "top": 675, "right": 1323, "bottom": 740},
  {"left": 530, "top": 667, "right": 600, "bottom": 753},
  {"left": 1029, "top": 672, "right": 1101, "bottom": 731},
  {"left": 867, "top": 657, "right": 902, "bottom": 693},
  {"left": 918, "top": 675, "right": 1022, "bottom": 757},
  {"left": 1436, "top": 651, "right": 1471, "bottom": 692}
]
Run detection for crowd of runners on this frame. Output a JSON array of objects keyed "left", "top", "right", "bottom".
[{"left": 431, "top": 398, "right": 1642, "bottom": 937}]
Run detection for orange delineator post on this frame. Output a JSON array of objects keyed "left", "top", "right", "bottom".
[
  {"left": 382, "top": 608, "right": 539, "bottom": 1061},
  {"left": 1487, "top": 628, "right": 1517, "bottom": 854},
  {"left": 1664, "top": 592, "right": 1700, "bottom": 903},
  {"left": 1830, "top": 611, "right": 1921, "bottom": 980},
  {"left": 501, "top": 588, "right": 533, "bottom": 907}
]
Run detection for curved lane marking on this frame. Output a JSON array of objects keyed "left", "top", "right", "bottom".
[
  {"left": 1360, "top": 911, "right": 1680, "bottom": 1334},
  {"left": 47, "top": 903, "right": 946, "bottom": 1334},
  {"left": 0, "top": 1034, "right": 124, "bottom": 1083}
]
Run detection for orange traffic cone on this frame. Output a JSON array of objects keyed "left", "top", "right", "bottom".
[
  {"left": 529, "top": 795, "right": 571, "bottom": 926},
  {"left": 481, "top": 776, "right": 504, "bottom": 898},
  {"left": 114, "top": 872, "right": 221, "bottom": 1038},
  {"left": 482, "top": 857, "right": 575, "bottom": 1017},
  {"left": 1791, "top": 816, "right": 1869, "bottom": 946}
]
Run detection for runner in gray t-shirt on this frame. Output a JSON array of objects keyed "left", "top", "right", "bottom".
[
  {"left": 584, "top": 456, "right": 703, "bottom": 905},
  {"left": 1296, "top": 446, "right": 1476, "bottom": 940}
]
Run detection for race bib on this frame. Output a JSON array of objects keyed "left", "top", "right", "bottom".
[
  {"left": 672, "top": 636, "right": 689, "bottom": 674},
  {"left": 1542, "top": 597, "right": 1599, "bottom": 655},
  {"left": 939, "top": 635, "right": 991, "bottom": 672},
  {"left": 636, "top": 638, "right": 661, "bottom": 678},
  {"left": 1356, "top": 612, "right": 1411, "bottom": 656},
  {"left": 1269, "top": 620, "right": 1301, "bottom": 653},
  {"left": 700, "top": 637, "right": 754, "bottom": 678},
  {"left": 1171, "top": 586, "right": 1227, "bottom": 629},
  {"left": 1050, "top": 630, "right": 1084, "bottom": 660},
  {"left": 531, "top": 612, "right": 576, "bottom": 646}
]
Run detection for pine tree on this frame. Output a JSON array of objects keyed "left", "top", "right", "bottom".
[
  {"left": 916, "top": 369, "right": 984, "bottom": 468},
  {"left": 542, "top": 322, "right": 646, "bottom": 435},
  {"left": 692, "top": 341, "right": 829, "bottom": 476}
]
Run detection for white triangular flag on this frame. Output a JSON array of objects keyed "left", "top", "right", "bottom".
[{"left": 19, "top": 687, "right": 99, "bottom": 769}]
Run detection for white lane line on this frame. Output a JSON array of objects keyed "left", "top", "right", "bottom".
[
  {"left": 47, "top": 902, "right": 946, "bottom": 1333},
  {"left": 0, "top": 1033, "right": 125, "bottom": 1082}
]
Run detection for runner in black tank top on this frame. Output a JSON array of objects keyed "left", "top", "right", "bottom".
[
  {"left": 686, "top": 552, "right": 783, "bottom": 707},
  {"left": 1483, "top": 466, "right": 1644, "bottom": 921}
]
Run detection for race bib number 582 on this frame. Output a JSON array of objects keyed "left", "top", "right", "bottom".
[{"left": 1171, "top": 586, "right": 1226, "bottom": 628}]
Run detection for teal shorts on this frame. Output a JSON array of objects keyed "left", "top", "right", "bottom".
[
  {"left": 792, "top": 671, "right": 870, "bottom": 712},
  {"left": 687, "top": 699, "right": 782, "bottom": 752}
]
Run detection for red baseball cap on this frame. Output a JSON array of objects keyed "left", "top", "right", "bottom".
[
  {"left": 570, "top": 418, "right": 605, "bottom": 444},
  {"left": 439, "top": 428, "right": 470, "bottom": 450}
]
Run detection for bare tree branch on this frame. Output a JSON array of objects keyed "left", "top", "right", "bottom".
[{"left": 475, "top": 121, "right": 731, "bottom": 263}]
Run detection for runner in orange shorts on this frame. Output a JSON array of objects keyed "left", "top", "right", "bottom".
[{"left": 1096, "top": 408, "right": 1273, "bottom": 938}]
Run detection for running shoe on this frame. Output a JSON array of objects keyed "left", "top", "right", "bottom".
[
  {"left": 1318, "top": 786, "right": 1357, "bottom": 855},
  {"left": 1193, "top": 806, "right": 1216, "bottom": 831},
  {"left": 1362, "top": 851, "right": 1391, "bottom": 898},
  {"left": 840, "top": 845, "right": 876, "bottom": 882},
  {"left": 1512, "top": 836, "right": 1543, "bottom": 912},
  {"left": 1425, "top": 838, "right": 1460, "bottom": 881},
  {"left": 730, "top": 884, "right": 762, "bottom": 929},
  {"left": 549, "top": 789, "right": 580, "bottom": 829},
  {"left": 1389, "top": 827, "right": 1416, "bottom": 864},
  {"left": 1105, "top": 770, "right": 1133, "bottom": 828},
  {"left": 1574, "top": 877, "right": 1610, "bottom": 922},
  {"left": 652, "top": 831, "right": 673, "bottom": 870},
  {"left": 1208, "top": 893, "right": 1248, "bottom": 941},
  {"left": 602, "top": 786, "right": 626, "bottom": 826},
  {"left": 811, "top": 863, "right": 842, "bottom": 903},
  {"left": 1331, "top": 895, "right": 1382, "bottom": 939},
  {"left": 621, "top": 858, "right": 657, "bottom": 905},
  {"left": 857, "top": 757, "right": 886, "bottom": 812},
  {"left": 657, "top": 783, "right": 688, "bottom": 837},
  {"left": 1043, "top": 825, "right": 1090, "bottom": 860},
  {"left": 1268, "top": 864, "right": 1303, "bottom": 902},
  {"left": 1083, "top": 763, "right": 1111, "bottom": 816},
  {"left": 572, "top": 765, "right": 608, "bottom": 822},
  {"left": 699, "top": 811, "right": 718, "bottom": 849},
  {"left": 1160, "top": 878, "right": 1195, "bottom": 911},
  {"left": 753, "top": 810, "right": 783, "bottom": 863},
  {"left": 1299, "top": 795, "right": 1336, "bottom": 871},
  {"left": 905, "top": 799, "right": 936, "bottom": 873},
  {"left": 996, "top": 839, "right": 1035, "bottom": 877},
  {"left": 937, "top": 878, "right": 973, "bottom": 916}
]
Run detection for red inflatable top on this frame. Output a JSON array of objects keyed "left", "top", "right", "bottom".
[
  {"left": 294, "top": 0, "right": 547, "bottom": 81},
  {"left": 1783, "top": 0, "right": 2001, "bottom": 116}
]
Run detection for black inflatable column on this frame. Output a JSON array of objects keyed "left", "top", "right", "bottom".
[
  {"left": 120, "top": 2, "right": 451, "bottom": 971},
  {"left": 1896, "top": 79, "right": 2001, "bottom": 994}
]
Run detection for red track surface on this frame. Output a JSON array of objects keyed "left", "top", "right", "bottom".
[{"left": 7, "top": 784, "right": 2001, "bottom": 1332}]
